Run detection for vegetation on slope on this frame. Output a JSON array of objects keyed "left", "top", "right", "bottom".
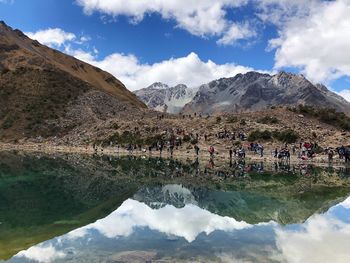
[{"left": 289, "top": 105, "right": 350, "bottom": 131}]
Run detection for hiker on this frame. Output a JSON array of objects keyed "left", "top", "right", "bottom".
[
  {"left": 345, "top": 147, "right": 350, "bottom": 163},
  {"left": 159, "top": 143, "right": 163, "bottom": 156},
  {"left": 259, "top": 144, "right": 264, "bottom": 157},
  {"left": 328, "top": 148, "right": 334, "bottom": 162},
  {"left": 194, "top": 145, "right": 200, "bottom": 156},
  {"left": 127, "top": 144, "right": 133, "bottom": 154},
  {"left": 169, "top": 141, "right": 175, "bottom": 157},
  {"left": 274, "top": 148, "right": 278, "bottom": 158},
  {"left": 292, "top": 144, "right": 296, "bottom": 155},
  {"left": 229, "top": 148, "right": 233, "bottom": 160},
  {"left": 208, "top": 158, "right": 215, "bottom": 169},
  {"left": 209, "top": 145, "right": 215, "bottom": 158},
  {"left": 338, "top": 146, "right": 346, "bottom": 159},
  {"left": 238, "top": 147, "right": 245, "bottom": 159},
  {"left": 286, "top": 149, "right": 291, "bottom": 161}
]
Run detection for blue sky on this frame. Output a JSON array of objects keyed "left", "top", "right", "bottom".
[{"left": 1, "top": 0, "right": 350, "bottom": 98}]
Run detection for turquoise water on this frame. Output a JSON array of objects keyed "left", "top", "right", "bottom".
[{"left": 0, "top": 152, "right": 349, "bottom": 262}]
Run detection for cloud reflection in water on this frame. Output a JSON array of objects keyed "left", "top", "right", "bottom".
[{"left": 13, "top": 196, "right": 350, "bottom": 263}]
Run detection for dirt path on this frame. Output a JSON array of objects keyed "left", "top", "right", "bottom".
[{"left": 0, "top": 142, "right": 348, "bottom": 169}]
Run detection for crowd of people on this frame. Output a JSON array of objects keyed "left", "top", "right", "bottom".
[{"left": 93, "top": 127, "right": 350, "bottom": 165}]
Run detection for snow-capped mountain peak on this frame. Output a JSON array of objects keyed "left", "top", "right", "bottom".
[{"left": 134, "top": 83, "right": 198, "bottom": 114}]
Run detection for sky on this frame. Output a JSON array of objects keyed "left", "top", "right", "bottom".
[{"left": 1, "top": 0, "right": 350, "bottom": 100}]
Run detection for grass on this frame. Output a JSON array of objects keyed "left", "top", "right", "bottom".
[
  {"left": 99, "top": 131, "right": 165, "bottom": 147},
  {"left": 248, "top": 129, "right": 299, "bottom": 143},
  {"left": 226, "top": 116, "right": 238, "bottom": 123},
  {"left": 1, "top": 114, "right": 18, "bottom": 130},
  {"left": 257, "top": 116, "right": 279, "bottom": 125},
  {"left": 289, "top": 104, "right": 350, "bottom": 131}
]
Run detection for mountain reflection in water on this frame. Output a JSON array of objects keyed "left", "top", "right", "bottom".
[
  {"left": 0, "top": 152, "right": 349, "bottom": 263},
  {"left": 8, "top": 196, "right": 350, "bottom": 263}
]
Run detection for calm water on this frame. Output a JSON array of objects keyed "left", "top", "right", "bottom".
[{"left": 0, "top": 152, "right": 350, "bottom": 263}]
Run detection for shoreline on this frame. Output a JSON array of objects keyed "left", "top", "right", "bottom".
[{"left": 0, "top": 142, "right": 348, "bottom": 169}]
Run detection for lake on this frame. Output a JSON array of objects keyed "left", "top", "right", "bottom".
[{"left": 0, "top": 152, "right": 349, "bottom": 263}]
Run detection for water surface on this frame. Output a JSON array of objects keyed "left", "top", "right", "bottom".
[{"left": 0, "top": 152, "right": 349, "bottom": 262}]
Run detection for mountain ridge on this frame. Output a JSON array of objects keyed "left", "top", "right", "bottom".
[
  {"left": 135, "top": 71, "right": 350, "bottom": 114},
  {"left": 134, "top": 82, "right": 198, "bottom": 114},
  {"left": 0, "top": 21, "right": 147, "bottom": 141}
]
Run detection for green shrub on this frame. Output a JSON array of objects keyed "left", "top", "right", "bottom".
[
  {"left": 248, "top": 130, "right": 272, "bottom": 141},
  {"left": 1, "top": 114, "right": 17, "bottom": 129},
  {"left": 273, "top": 129, "right": 299, "bottom": 143},
  {"left": 289, "top": 105, "right": 350, "bottom": 131},
  {"left": 190, "top": 138, "right": 198, "bottom": 145},
  {"left": 313, "top": 145, "right": 324, "bottom": 154},
  {"left": 226, "top": 116, "right": 238, "bottom": 123},
  {"left": 248, "top": 129, "right": 299, "bottom": 143},
  {"left": 240, "top": 119, "right": 246, "bottom": 125},
  {"left": 144, "top": 134, "right": 163, "bottom": 146},
  {"left": 216, "top": 116, "right": 222, "bottom": 123},
  {"left": 233, "top": 140, "right": 242, "bottom": 146},
  {"left": 257, "top": 116, "right": 279, "bottom": 124},
  {"left": 183, "top": 135, "right": 191, "bottom": 142}
]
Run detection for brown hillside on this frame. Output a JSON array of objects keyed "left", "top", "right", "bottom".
[{"left": 0, "top": 21, "right": 147, "bottom": 141}]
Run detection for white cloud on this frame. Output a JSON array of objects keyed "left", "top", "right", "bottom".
[
  {"left": 269, "top": 0, "right": 350, "bottom": 83},
  {"left": 67, "top": 49, "right": 255, "bottom": 90},
  {"left": 26, "top": 28, "right": 76, "bottom": 47},
  {"left": 69, "top": 199, "right": 253, "bottom": 242},
  {"left": 256, "top": 0, "right": 320, "bottom": 26},
  {"left": 76, "top": 0, "right": 254, "bottom": 45},
  {"left": 276, "top": 196, "right": 350, "bottom": 263},
  {"left": 217, "top": 22, "right": 256, "bottom": 46},
  {"left": 15, "top": 245, "right": 66, "bottom": 263},
  {"left": 337, "top": 195, "right": 350, "bottom": 209},
  {"left": 276, "top": 216, "right": 350, "bottom": 263},
  {"left": 337, "top": 89, "right": 350, "bottom": 102}
]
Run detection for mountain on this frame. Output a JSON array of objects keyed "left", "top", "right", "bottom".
[
  {"left": 0, "top": 21, "right": 146, "bottom": 141},
  {"left": 182, "top": 71, "right": 350, "bottom": 114},
  {"left": 133, "top": 182, "right": 349, "bottom": 225},
  {"left": 134, "top": 82, "right": 198, "bottom": 114}
]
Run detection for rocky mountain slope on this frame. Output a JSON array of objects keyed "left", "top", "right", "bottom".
[
  {"left": 182, "top": 71, "right": 350, "bottom": 114},
  {"left": 135, "top": 72, "right": 350, "bottom": 115},
  {"left": 0, "top": 21, "right": 146, "bottom": 141},
  {"left": 134, "top": 82, "right": 198, "bottom": 114}
]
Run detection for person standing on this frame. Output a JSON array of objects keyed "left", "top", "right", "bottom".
[
  {"left": 194, "top": 145, "right": 200, "bottom": 156},
  {"left": 209, "top": 145, "right": 215, "bottom": 158},
  {"left": 229, "top": 148, "right": 233, "bottom": 160},
  {"left": 169, "top": 141, "right": 174, "bottom": 157}
]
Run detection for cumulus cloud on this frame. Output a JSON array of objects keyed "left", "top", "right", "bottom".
[
  {"left": 276, "top": 216, "right": 350, "bottom": 263},
  {"left": 68, "top": 199, "right": 252, "bottom": 242},
  {"left": 256, "top": 0, "right": 320, "bottom": 25},
  {"left": 217, "top": 22, "right": 256, "bottom": 46},
  {"left": 337, "top": 89, "right": 350, "bottom": 102},
  {"left": 66, "top": 49, "right": 255, "bottom": 90},
  {"left": 276, "top": 196, "right": 350, "bottom": 263},
  {"left": 76, "top": 0, "right": 255, "bottom": 45},
  {"left": 26, "top": 28, "right": 76, "bottom": 47},
  {"left": 269, "top": 0, "right": 350, "bottom": 83},
  {"left": 15, "top": 245, "right": 66, "bottom": 263}
]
